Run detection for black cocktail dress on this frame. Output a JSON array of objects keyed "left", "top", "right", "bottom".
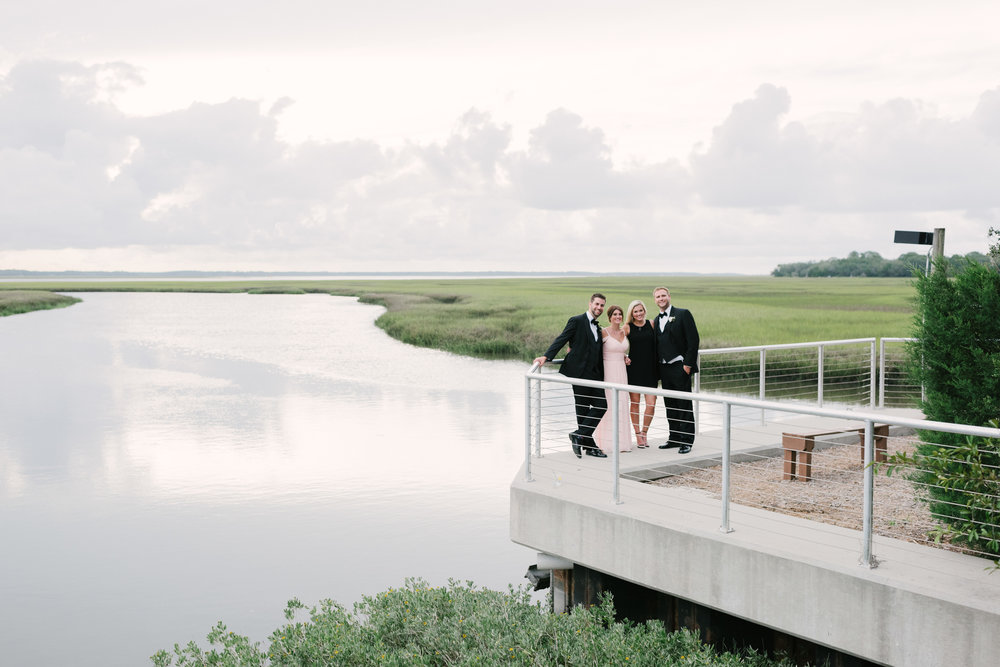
[{"left": 626, "top": 320, "right": 658, "bottom": 388}]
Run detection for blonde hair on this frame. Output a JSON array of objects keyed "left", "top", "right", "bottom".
[{"left": 626, "top": 299, "right": 646, "bottom": 325}]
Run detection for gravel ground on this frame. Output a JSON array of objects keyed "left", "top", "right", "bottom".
[{"left": 649, "top": 436, "right": 961, "bottom": 552}]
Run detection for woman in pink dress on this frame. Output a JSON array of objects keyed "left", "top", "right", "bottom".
[{"left": 594, "top": 305, "right": 633, "bottom": 454}]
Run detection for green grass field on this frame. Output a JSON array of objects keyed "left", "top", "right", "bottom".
[{"left": 0, "top": 276, "right": 917, "bottom": 361}]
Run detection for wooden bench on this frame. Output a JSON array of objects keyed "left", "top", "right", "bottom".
[{"left": 781, "top": 424, "right": 889, "bottom": 481}]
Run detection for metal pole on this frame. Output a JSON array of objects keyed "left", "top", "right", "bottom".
[
  {"left": 533, "top": 373, "right": 542, "bottom": 457},
  {"left": 759, "top": 349, "right": 767, "bottom": 425},
  {"left": 612, "top": 388, "right": 622, "bottom": 504},
  {"left": 817, "top": 345, "right": 825, "bottom": 407},
  {"left": 869, "top": 340, "right": 877, "bottom": 409},
  {"left": 694, "top": 352, "right": 701, "bottom": 434},
  {"left": 860, "top": 419, "right": 875, "bottom": 567},
  {"left": 720, "top": 402, "right": 734, "bottom": 533},
  {"left": 878, "top": 338, "right": 886, "bottom": 409},
  {"left": 524, "top": 374, "right": 534, "bottom": 483}
]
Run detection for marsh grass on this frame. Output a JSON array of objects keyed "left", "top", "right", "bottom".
[
  {"left": 1, "top": 276, "right": 914, "bottom": 362},
  {"left": 0, "top": 290, "right": 80, "bottom": 316}
]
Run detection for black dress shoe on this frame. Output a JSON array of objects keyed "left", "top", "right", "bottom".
[
  {"left": 568, "top": 433, "right": 582, "bottom": 458},
  {"left": 678, "top": 445, "right": 692, "bottom": 454},
  {"left": 586, "top": 447, "right": 608, "bottom": 458},
  {"left": 658, "top": 442, "right": 681, "bottom": 449}
]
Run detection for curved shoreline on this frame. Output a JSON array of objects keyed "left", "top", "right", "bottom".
[
  {"left": 0, "top": 290, "right": 81, "bottom": 317},
  {"left": 0, "top": 276, "right": 916, "bottom": 362}
]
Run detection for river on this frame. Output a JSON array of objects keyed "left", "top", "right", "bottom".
[{"left": 0, "top": 292, "right": 534, "bottom": 666}]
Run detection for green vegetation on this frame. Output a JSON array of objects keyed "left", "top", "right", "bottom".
[
  {"left": 0, "top": 276, "right": 915, "bottom": 360},
  {"left": 886, "top": 257, "right": 1000, "bottom": 560},
  {"left": 772, "top": 250, "right": 989, "bottom": 277},
  {"left": 0, "top": 290, "right": 80, "bottom": 316},
  {"left": 151, "top": 579, "right": 794, "bottom": 666}
]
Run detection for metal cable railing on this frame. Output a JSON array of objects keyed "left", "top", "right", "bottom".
[
  {"left": 696, "top": 338, "right": 877, "bottom": 408},
  {"left": 879, "top": 337, "right": 922, "bottom": 408},
  {"left": 524, "top": 363, "right": 1000, "bottom": 569}
]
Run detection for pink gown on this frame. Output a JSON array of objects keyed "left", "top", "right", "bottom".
[{"left": 594, "top": 332, "right": 632, "bottom": 453}]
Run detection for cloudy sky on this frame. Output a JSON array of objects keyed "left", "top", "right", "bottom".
[{"left": 1, "top": 1, "right": 998, "bottom": 274}]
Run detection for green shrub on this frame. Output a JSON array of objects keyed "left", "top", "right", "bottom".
[
  {"left": 151, "top": 579, "right": 794, "bottom": 666},
  {"left": 887, "top": 422, "right": 1000, "bottom": 561},
  {"left": 896, "top": 257, "right": 1000, "bottom": 561}
]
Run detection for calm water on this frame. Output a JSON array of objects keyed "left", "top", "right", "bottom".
[{"left": 0, "top": 293, "right": 533, "bottom": 666}]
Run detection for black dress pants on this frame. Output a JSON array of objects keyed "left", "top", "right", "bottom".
[
  {"left": 571, "top": 384, "right": 607, "bottom": 442},
  {"left": 659, "top": 362, "right": 695, "bottom": 446}
]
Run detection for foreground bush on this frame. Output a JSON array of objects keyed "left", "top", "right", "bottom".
[
  {"left": 887, "top": 423, "right": 1000, "bottom": 562},
  {"left": 902, "top": 259, "right": 1000, "bottom": 559},
  {"left": 152, "top": 579, "right": 793, "bottom": 666}
]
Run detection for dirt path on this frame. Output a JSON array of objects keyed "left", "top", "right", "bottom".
[{"left": 650, "top": 436, "right": 962, "bottom": 552}]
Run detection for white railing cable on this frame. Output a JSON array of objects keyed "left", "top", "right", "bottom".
[{"left": 525, "top": 362, "right": 1000, "bottom": 569}]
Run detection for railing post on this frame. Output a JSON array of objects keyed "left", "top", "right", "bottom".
[
  {"left": 533, "top": 372, "right": 542, "bottom": 457},
  {"left": 860, "top": 419, "right": 876, "bottom": 567},
  {"left": 817, "top": 344, "right": 825, "bottom": 407},
  {"left": 759, "top": 349, "right": 767, "bottom": 425},
  {"left": 720, "top": 401, "right": 734, "bottom": 533},
  {"left": 694, "top": 352, "right": 701, "bottom": 434},
  {"left": 869, "top": 340, "right": 877, "bottom": 409},
  {"left": 759, "top": 349, "right": 767, "bottom": 400},
  {"left": 878, "top": 338, "right": 886, "bottom": 409},
  {"left": 612, "top": 388, "right": 622, "bottom": 504},
  {"left": 524, "top": 373, "right": 534, "bottom": 483}
]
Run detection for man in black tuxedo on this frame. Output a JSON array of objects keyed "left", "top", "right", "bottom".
[
  {"left": 534, "top": 293, "right": 608, "bottom": 458},
  {"left": 652, "top": 286, "right": 700, "bottom": 454}
]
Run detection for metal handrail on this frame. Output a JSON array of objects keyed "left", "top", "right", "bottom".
[
  {"left": 524, "top": 365, "right": 1000, "bottom": 568},
  {"left": 696, "top": 338, "right": 877, "bottom": 409},
  {"left": 545, "top": 335, "right": 922, "bottom": 430},
  {"left": 701, "top": 337, "right": 877, "bottom": 355},
  {"left": 527, "top": 368, "right": 992, "bottom": 436}
]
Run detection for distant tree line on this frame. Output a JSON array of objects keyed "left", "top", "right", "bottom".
[{"left": 772, "top": 250, "right": 990, "bottom": 277}]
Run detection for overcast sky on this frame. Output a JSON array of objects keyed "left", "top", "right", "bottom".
[{"left": 1, "top": 1, "right": 998, "bottom": 274}]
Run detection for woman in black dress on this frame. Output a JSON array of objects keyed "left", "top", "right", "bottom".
[{"left": 625, "top": 299, "right": 658, "bottom": 448}]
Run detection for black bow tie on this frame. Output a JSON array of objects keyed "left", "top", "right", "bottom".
[{"left": 591, "top": 320, "right": 599, "bottom": 328}]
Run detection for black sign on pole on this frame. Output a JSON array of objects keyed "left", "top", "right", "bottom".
[{"left": 894, "top": 230, "right": 934, "bottom": 245}]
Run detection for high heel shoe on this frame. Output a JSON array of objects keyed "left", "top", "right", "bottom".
[{"left": 636, "top": 431, "right": 647, "bottom": 448}]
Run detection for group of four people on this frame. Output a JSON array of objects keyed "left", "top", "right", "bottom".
[{"left": 533, "top": 287, "right": 700, "bottom": 458}]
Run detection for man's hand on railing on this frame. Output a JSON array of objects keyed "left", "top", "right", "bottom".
[{"left": 532, "top": 356, "right": 547, "bottom": 368}]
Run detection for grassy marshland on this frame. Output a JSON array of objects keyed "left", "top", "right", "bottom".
[
  {"left": 0, "top": 290, "right": 81, "bottom": 316},
  {"left": 0, "top": 276, "right": 915, "bottom": 360}
]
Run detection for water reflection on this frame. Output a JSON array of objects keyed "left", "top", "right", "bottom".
[{"left": 0, "top": 293, "right": 533, "bottom": 666}]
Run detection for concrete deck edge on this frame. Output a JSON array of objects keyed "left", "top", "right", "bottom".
[{"left": 510, "top": 467, "right": 1000, "bottom": 665}]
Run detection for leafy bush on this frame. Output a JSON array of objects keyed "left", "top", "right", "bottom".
[
  {"left": 897, "top": 257, "right": 1000, "bottom": 560},
  {"left": 887, "top": 422, "right": 1000, "bottom": 560},
  {"left": 908, "top": 260, "right": 1000, "bottom": 427},
  {"left": 151, "top": 579, "right": 794, "bottom": 666}
]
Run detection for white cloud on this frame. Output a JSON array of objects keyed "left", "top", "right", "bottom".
[
  {"left": 0, "top": 32, "right": 998, "bottom": 274},
  {"left": 691, "top": 84, "right": 1000, "bottom": 216},
  {"left": 691, "top": 84, "right": 820, "bottom": 209},
  {"left": 505, "top": 108, "right": 690, "bottom": 210}
]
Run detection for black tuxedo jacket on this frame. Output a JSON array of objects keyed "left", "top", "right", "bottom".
[
  {"left": 655, "top": 307, "right": 700, "bottom": 373},
  {"left": 543, "top": 313, "right": 604, "bottom": 381}
]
